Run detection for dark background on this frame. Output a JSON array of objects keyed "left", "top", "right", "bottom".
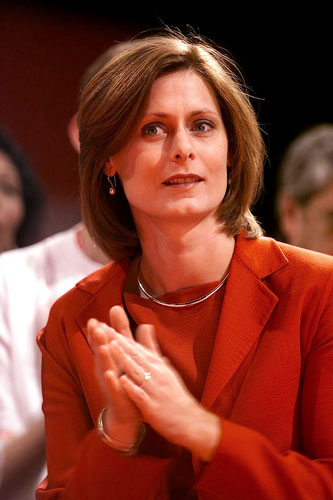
[{"left": 1, "top": 1, "right": 331, "bottom": 241}]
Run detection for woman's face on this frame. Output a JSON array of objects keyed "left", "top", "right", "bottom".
[
  {"left": 109, "top": 69, "right": 229, "bottom": 228},
  {"left": 0, "top": 151, "right": 24, "bottom": 252}
]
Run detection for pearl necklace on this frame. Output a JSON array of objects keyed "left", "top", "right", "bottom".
[{"left": 136, "top": 263, "right": 229, "bottom": 308}]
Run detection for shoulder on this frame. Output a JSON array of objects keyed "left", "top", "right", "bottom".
[
  {"left": 38, "top": 259, "right": 129, "bottom": 362},
  {"left": 234, "top": 233, "right": 333, "bottom": 303},
  {"left": 0, "top": 225, "right": 103, "bottom": 296},
  {"left": 235, "top": 234, "right": 333, "bottom": 349},
  {"left": 236, "top": 232, "right": 333, "bottom": 276},
  {"left": 46, "top": 259, "right": 129, "bottom": 321},
  {"left": 0, "top": 225, "right": 78, "bottom": 272},
  {"left": 274, "top": 238, "right": 333, "bottom": 271}
]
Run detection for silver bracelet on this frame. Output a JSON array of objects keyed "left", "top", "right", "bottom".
[{"left": 97, "top": 407, "right": 146, "bottom": 456}]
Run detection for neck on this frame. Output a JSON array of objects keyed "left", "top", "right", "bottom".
[{"left": 136, "top": 215, "right": 235, "bottom": 296}]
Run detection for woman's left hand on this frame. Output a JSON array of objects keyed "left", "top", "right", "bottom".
[{"left": 109, "top": 326, "right": 222, "bottom": 462}]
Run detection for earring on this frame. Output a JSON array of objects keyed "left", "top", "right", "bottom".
[{"left": 107, "top": 175, "right": 116, "bottom": 195}]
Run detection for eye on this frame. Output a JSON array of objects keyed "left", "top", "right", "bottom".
[
  {"left": 142, "top": 123, "right": 165, "bottom": 137},
  {"left": 0, "top": 181, "right": 22, "bottom": 197},
  {"left": 192, "top": 120, "right": 214, "bottom": 133}
]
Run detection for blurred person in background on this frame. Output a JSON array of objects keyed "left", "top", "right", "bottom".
[
  {"left": 0, "top": 41, "right": 136, "bottom": 498},
  {"left": 0, "top": 127, "right": 43, "bottom": 253},
  {"left": 277, "top": 124, "right": 333, "bottom": 254}
]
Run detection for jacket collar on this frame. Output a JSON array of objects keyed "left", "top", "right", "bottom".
[{"left": 75, "top": 259, "right": 129, "bottom": 342}]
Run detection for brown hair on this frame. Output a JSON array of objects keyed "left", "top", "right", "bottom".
[{"left": 78, "top": 31, "right": 265, "bottom": 260}]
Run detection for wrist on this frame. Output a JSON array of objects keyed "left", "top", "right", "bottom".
[
  {"left": 180, "top": 406, "right": 222, "bottom": 462},
  {"left": 97, "top": 407, "right": 145, "bottom": 456},
  {"left": 104, "top": 406, "right": 141, "bottom": 443}
]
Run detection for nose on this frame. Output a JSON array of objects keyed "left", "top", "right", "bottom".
[{"left": 171, "top": 129, "right": 195, "bottom": 163}]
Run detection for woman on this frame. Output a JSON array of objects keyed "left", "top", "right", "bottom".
[
  {"left": 37, "top": 32, "right": 333, "bottom": 499},
  {"left": 0, "top": 127, "right": 43, "bottom": 252}
]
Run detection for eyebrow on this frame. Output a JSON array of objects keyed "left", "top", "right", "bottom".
[{"left": 143, "top": 109, "right": 220, "bottom": 118}]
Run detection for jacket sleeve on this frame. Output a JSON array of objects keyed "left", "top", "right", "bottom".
[
  {"left": 194, "top": 279, "right": 333, "bottom": 500},
  {"left": 36, "top": 298, "right": 174, "bottom": 500}
]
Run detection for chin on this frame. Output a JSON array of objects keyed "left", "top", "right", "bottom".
[{"left": 159, "top": 203, "right": 217, "bottom": 221}]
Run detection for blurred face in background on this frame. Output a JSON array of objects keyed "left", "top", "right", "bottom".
[
  {"left": 296, "top": 183, "right": 333, "bottom": 255},
  {"left": 0, "top": 151, "right": 24, "bottom": 252},
  {"left": 280, "top": 181, "right": 333, "bottom": 255}
]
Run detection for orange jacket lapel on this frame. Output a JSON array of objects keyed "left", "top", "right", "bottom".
[{"left": 201, "top": 235, "right": 288, "bottom": 412}]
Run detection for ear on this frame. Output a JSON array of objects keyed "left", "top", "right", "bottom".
[
  {"left": 104, "top": 158, "right": 117, "bottom": 177},
  {"left": 67, "top": 113, "right": 80, "bottom": 153}
]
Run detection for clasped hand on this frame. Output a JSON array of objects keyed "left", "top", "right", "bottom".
[{"left": 87, "top": 306, "right": 221, "bottom": 461}]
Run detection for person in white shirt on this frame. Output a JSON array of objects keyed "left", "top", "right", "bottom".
[{"left": 0, "top": 223, "right": 107, "bottom": 499}]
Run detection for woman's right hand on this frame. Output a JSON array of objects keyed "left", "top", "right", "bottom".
[
  {"left": 87, "top": 306, "right": 159, "bottom": 444},
  {"left": 87, "top": 306, "right": 150, "bottom": 446}
]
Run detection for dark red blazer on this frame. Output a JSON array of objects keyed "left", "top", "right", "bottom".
[{"left": 37, "top": 234, "right": 333, "bottom": 499}]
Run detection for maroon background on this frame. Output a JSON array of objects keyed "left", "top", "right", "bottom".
[{"left": 0, "top": 3, "right": 139, "bottom": 237}]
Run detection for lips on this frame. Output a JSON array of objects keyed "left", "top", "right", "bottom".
[{"left": 163, "top": 174, "right": 203, "bottom": 186}]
